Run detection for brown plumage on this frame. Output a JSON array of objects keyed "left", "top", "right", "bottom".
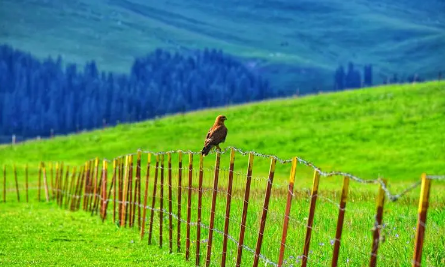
[{"left": 201, "top": 115, "right": 228, "bottom": 156}]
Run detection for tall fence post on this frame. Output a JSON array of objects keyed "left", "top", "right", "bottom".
[
  {"left": 61, "top": 166, "right": 69, "bottom": 207},
  {"left": 177, "top": 151, "right": 183, "bottom": 253},
  {"left": 83, "top": 162, "right": 91, "bottom": 211},
  {"left": 148, "top": 155, "right": 160, "bottom": 244},
  {"left": 196, "top": 154, "right": 204, "bottom": 266},
  {"left": 186, "top": 153, "right": 193, "bottom": 261},
  {"left": 278, "top": 157, "right": 297, "bottom": 266},
  {"left": 3, "top": 165, "right": 6, "bottom": 202},
  {"left": 90, "top": 158, "right": 99, "bottom": 211},
  {"left": 331, "top": 176, "right": 350, "bottom": 267},
  {"left": 66, "top": 166, "right": 77, "bottom": 209},
  {"left": 235, "top": 152, "right": 254, "bottom": 267},
  {"left": 159, "top": 154, "right": 165, "bottom": 248},
  {"left": 121, "top": 156, "right": 129, "bottom": 227},
  {"left": 205, "top": 151, "right": 221, "bottom": 267},
  {"left": 25, "top": 164, "right": 29, "bottom": 202},
  {"left": 412, "top": 173, "right": 432, "bottom": 267},
  {"left": 137, "top": 151, "right": 142, "bottom": 230},
  {"left": 221, "top": 148, "right": 236, "bottom": 267},
  {"left": 13, "top": 164, "right": 20, "bottom": 202},
  {"left": 50, "top": 162, "right": 54, "bottom": 198},
  {"left": 42, "top": 163, "right": 50, "bottom": 202},
  {"left": 128, "top": 155, "right": 135, "bottom": 227},
  {"left": 101, "top": 160, "right": 108, "bottom": 221},
  {"left": 167, "top": 153, "right": 173, "bottom": 253},
  {"left": 253, "top": 157, "right": 277, "bottom": 267},
  {"left": 302, "top": 170, "right": 321, "bottom": 267},
  {"left": 369, "top": 179, "right": 386, "bottom": 267},
  {"left": 141, "top": 153, "right": 152, "bottom": 240}
]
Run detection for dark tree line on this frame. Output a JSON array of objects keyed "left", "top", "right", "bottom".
[
  {"left": 0, "top": 45, "right": 274, "bottom": 140},
  {"left": 334, "top": 62, "right": 424, "bottom": 90}
]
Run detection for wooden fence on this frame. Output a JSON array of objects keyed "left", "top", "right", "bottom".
[{"left": 1, "top": 147, "right": 443, "bottom": 267}]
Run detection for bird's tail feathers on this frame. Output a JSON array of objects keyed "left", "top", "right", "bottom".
[{"left": 201, "top": 145, "right": 212, "bottom": 156}]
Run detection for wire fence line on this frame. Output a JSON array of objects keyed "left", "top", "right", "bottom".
[
  {"left": 1, "top": 147, "right": 443, "bottom": 267},
  {"left": 36, "top": 146, "right": 437, "bottom": 202}
]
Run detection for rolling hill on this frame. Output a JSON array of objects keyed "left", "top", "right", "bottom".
[
  {"left": 1, "top": 81, "right": 444, "bottom": 185},
  {"left": 1, "top": 0, "right": 444, "bottom": 91}
]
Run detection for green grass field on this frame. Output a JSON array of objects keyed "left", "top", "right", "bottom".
[
  {"left": 1, "top": 0, "right": 444, "bottom": 91},
  {"left": 1, "top": 82, "right": 444, "bottom": 266}
]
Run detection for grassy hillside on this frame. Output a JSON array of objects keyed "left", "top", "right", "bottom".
[
  {"left": 1, "top": 0, "right": 444, "bottom": 91},
  {"left": 1, "top": 81, "right": 444, "bottom": 185},
  {"left": 0, "top": 202, "right": 192, "bottom": 267}
]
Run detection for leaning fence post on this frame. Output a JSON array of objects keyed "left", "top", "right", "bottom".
[
  {"left": 42, "top": 163, "right": 50, "bottom": 202},
  {"left": 196, "top": 154, "right": 204, "bottom": 266},
  {"left": 205, "top": 151, "right": 221, "bottom": 267},
  {"left": 253, "top": 157, "right": 277, "bottom": 267},
  {"left": 331, "top": 176, "right": 350, "bottom": 267},
  {"left": 141, "top": 153, "right": 152, "bottom": 240},
  {"left": 221, "top": 148, "right": 236, "bottom": 267},
  {"left": 13, "top": 164, "right": 20, "bottom": 202},
  {"left": 302, "top": 170, "right": 321, "bottom": 267},
  {"left": 412, "top": 173, "right": 432, "bottom": 267},
  {"left": 278, "top": 157, "right": 297, "bottom": 266},
  {"left": 369, "top": 179, "right": 386, "bottom": 267},
  {"left": 235, "top": 152, "right": 254, "bottom": 267},
  {"left": 148, "top": 155, "right": 160, "bottom": 244},
  {"left": 186, "top": 153, "right": 193, "bottom": 261},
  {"left": 167, "top": 153, "right": 173, "bottom": 253},
  {"left": 177, "top": 151, "right": 183, "bottom": 253}
]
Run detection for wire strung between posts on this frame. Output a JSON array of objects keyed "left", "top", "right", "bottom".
[{"left": 83, "top": 146, "right": 429, "bottom": 202}]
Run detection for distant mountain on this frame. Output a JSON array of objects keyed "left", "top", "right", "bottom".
[{"left": 1, "top": 0, "right": 443, "bottom": 92}]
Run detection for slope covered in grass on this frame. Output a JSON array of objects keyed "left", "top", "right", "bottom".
[
  {"left": 0, "top": 202, "right": 192, "bottom": 267},
  {"left": 1, "top": 81, "right": 444, "bottom": 183}
]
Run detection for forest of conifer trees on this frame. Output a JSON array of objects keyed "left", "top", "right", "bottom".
[{"left": 0, "top": 44, "right": 273, "bottom": 141}]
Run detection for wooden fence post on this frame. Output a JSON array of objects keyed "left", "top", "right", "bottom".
[
  {"left": 14, "top": 164, "right": 20, "bottom": 202},
  {"left": 221, "top": 148, "right": 236, "bottom": 267},
  {"left": 65, "top": 166, "right": 77, "bottom": 209},
  {"left": 278, "top": 157, "right": 297, "bottom": 266},
  {"left": 412, "top": 174, "right": 432, "bottom": 267},
  {"left": 167, "top": 153, "right": 173, "bottom": 253},
  {"left": 148, "top": 155, "right": 160, "bottom": 244},
  {"left": 141, "top": 153, "right": 152, "bottom": 240},
  {"left": 205, "top": 152, "right": 221, "bottom": 267},
  {"left": 42, "top": 163, "right": 50, "bottom": 202},
  {"left": 89, "top": 158, "right": 99, "bottom": 211},
  {"left": 25, "top": 164, "right": 29, "bottom": 203},
  {"left": 83, "top": 162, "right": 91, "bottom": 211},
  {"left": 186, "top": 153, "right": 193, "bottom": 260},
  {"left": 61, "top": 166, "right": 70, "bottom": 207},
  {"left": 3, "top": 165, "right": 6, "bottom": 202},
  {"left": 177, "top": 151, "right": 183, "bottom": 252},
  {"left": 235, "top": 152, "right": 254, "bottom": 267},
  {"left": 331, "top": 176, "right": 350, "bottom": 267},
  {"left": 50, "top": 162, "right": 54, "bottom": 198},
  {"left": 101, "top": 160, "right": 108, "bottom": 221},
  {"left": 121, "top": 156, "right": 129, "bottom": 227},
  {"left": 253, "top": 157, "right": 277, "bottom": 267},
  {"left": 159, "top": 154, "right": 165, "bottom": 248},
  {"left": 196, "top": 154, "right": 204, "bottom": 266},
  {"left": 369, "top": 179, "right": 386, "bottom": 267},
  {"left": 137, "top": 151, "right": 142, "bottom": 229},
  {"left": 302, "top": 170, "right": 320, "bottom": 267}
]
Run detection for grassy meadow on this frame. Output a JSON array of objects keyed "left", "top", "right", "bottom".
[{"left": 1, "top": 81, "right": 444, "bottom": 266}]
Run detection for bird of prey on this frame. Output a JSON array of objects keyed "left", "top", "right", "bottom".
[{"left": 201, "top": 115, "right": 228, "bottom": 156}]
